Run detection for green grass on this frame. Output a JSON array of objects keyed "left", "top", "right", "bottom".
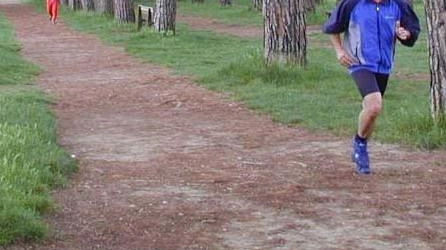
[
  {"left": 306, "top": 0, "right": 337, "bottom": 25},
  {"left": 137, "top": 0, "right": 333, "bottom": 26},
  {"left": 31, "top": 0, "right": 446, "bottom": 150},
  {"left": 0, "top": 12, "right": 76, "bottom": 246},
  {"left": 177, "top": 0, "right": 263, "bottom": 26},
  {"left": 137, "top": 0, "right": 263, "bottom": 27},
  {"left": 127, "top": 25, "right": 259, "bottom": 76},
  {"left": 0, "top": 16, "right": 39, "bottom": 85}
]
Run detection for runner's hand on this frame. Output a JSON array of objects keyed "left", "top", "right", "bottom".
[
  {"left": 396, "top": 21, "right": 411, "bottom": 40},
  {"left": 336, "top": 50, "right": 355, "bottom": 67}
]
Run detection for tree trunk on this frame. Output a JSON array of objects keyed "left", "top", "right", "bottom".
[
  {"left": 94, "top": 0, "right": 114, "bottom": 14},
  {"left": 154, "top": 0, "right": 177, "bottom": 35},
  {"left": 61, "top": 0, "right": 69, "bottom": 5},
  {"left": 81, "top": 0, "right": 95, "bottom": 10},
  {"left": 263, "top": 0, "right": 307, "bottom": 66},
  {"left": 68, "top": 0, "right": 81, "bottom": 10},
  {"left": 220, "top": 0, "right": 231, "bottom": 6},
  {"left": 425, "top": 0, "right": 446, "bottom": 121},
  {"left": 251, "top": 0, "right": 262, "bottom": 11},
  {"left": 114, "top": 0, "right": 135, "bottom": 23}
]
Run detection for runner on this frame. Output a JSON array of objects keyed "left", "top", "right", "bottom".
[
  {"left": 46, "top": 0, "right": 60, "bottom": 24},
  {"left": 323, "top": 0, "right": 420, "bottom": 174}
]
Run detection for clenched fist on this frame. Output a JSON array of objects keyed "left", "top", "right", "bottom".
[{"left": 396, "top": 21, "right": 411, "bottom": 40}]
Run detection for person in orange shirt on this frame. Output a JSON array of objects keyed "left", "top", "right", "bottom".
[{"left": 47, "top": 0, "right": 60, "bottom": 24}]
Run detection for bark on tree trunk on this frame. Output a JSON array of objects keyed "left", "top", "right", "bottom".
[
  {"left": 425, "top": 0, "right": 446, "bottom": 121},
  {"left": 94, "top": 0, "right": 114, "bottom": 14},
  {"left": 114, "top": 0, "right": 135, "bottom": 23},
  {"left": 81, "top": 0, "right": 95, "bottom": 10},
  {"left": 154, "top": 0, "right": 177, "bottom": 35},
  {"left": 251, "top": 0, "right": 262, "bottom": 11},
  {"left": 263, "top": 0, "right": 307, "bottom": 66}
]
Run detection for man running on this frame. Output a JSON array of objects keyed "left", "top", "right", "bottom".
[{"left": 323, "top": 0, "right": 420, "bottom": 174}]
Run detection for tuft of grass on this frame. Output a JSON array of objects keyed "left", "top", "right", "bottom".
[
  {"left": 379, "top": 99, "right": 446, "bottom": 150},
  {"left": 0, "top": 12, "right": 77, "bottom": 246}
]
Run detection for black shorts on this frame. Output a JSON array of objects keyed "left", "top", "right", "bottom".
[{"left": 351, "top": 69, "right": 389, "bottom": 97}]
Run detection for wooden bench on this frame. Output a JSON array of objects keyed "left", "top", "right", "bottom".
[{"left": 136, "top": 5, "right": 153, "bottom": 31}]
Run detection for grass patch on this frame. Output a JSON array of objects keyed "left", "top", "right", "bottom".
[
  {"left": 0, "top": 15, "right": 39, "bottom": 85},
  {"left": 177, "top": 0, "right": 263, "bottom": 26},
  {"left": 138, "top": 0, "right": 334, "bottom": 26},
  {"left": 306, "top": 0, "right": 337, "bottom": 25},
  {"left": 0, "top": 11, "right": 76, "bottom": 246},
  {"left": 137, "top": 0, "right": 263, "bottom": 27},
  {"left": 127, "top": 25, "right": 259, "bottom": 76},
  {"left": 31, "top": 0, "right": 446, "bottom": 149}
]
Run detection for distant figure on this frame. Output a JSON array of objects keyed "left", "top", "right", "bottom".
[{"left": 47, "top": 0, "right": 60, "bottom": 24}]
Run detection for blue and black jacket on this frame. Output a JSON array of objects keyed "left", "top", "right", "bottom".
[{"left": 323, "top": 0, "right": 421, "bottom": 74}]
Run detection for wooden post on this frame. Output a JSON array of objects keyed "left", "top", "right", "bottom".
[
  {"left": 136, "top": 5, "right": 143, "bottom": 31},
  {"left": 147, "top": 7, "right": 153, "bottom": 26}
]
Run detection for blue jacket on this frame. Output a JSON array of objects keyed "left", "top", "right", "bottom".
[{"left": 323, "top": 0, "right": 420, "bottom": 74}]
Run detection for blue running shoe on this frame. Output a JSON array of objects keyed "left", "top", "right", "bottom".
[{"left": 352, "top": 137, "right": 371, "bottom": 174}]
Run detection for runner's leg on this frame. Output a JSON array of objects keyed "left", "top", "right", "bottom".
[
  {"left": 351, "top": 69, "right": 388, "bottom": 139},
  {"left": 50, "top": 1, "right": 58, "bottom": 24}
]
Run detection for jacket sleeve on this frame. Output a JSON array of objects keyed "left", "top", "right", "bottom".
[
  {"left": 397, "top": 0, "right": 421, "bottom": 47},
  {"left": 322, "top": 0, "right": 358, "bottom": 34}
]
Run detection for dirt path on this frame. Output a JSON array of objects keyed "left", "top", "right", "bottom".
[{"left": 1, "top": 4, "right": 446, "bottom": 250}]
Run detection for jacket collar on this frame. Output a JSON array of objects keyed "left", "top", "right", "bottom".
[{"left": 367, "top": 0, "right": 390, "bottom": 4}]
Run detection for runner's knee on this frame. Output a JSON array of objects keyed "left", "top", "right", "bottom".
[{"left": 363, "top": 93, "right": 382, "bottom": 117}]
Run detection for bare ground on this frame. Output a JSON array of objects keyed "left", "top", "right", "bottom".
[{"left": 1, "top": 4, "right": 445, "bottom": 250}]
